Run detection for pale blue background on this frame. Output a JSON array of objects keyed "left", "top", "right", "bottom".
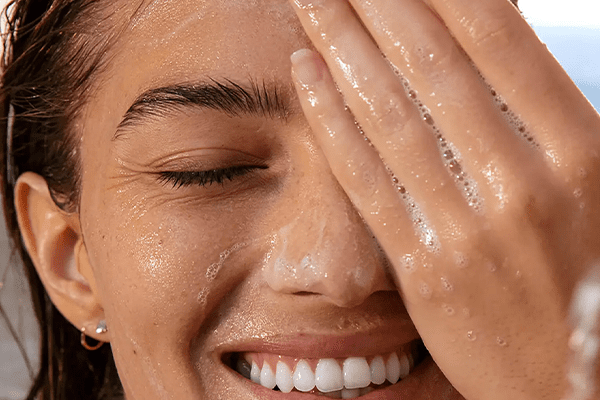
[{"left": 535, "top": 26, "right": 600, "bottom": 111}]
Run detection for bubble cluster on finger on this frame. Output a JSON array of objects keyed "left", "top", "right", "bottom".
[
  {"left": 487, "top": 85, "right": 540, "bottom": 150},
  {"left": 397, "top": 74, "right": 485, "bottom": 214}
]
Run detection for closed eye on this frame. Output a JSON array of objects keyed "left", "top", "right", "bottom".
[{"left": 157, "top": 165, "right": 268, "bottom": 189}]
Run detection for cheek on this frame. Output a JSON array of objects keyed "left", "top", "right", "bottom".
[{"left": 80, "top": 192, "right": 276, "bottom": 374}]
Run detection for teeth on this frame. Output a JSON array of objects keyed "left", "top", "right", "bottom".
[
  {"left": 360, "top": 387, "right": 374, "bottom": 396},
  {"left": 236, "top": 358, "right": 251, "bottom": 380},
  {"left": 342, "top": 357, "right": 371, "bottom": 389},
  {"left": 399, "top": 353, "right": 410, "bottom": 379},
  {"left": 341, "top": 388, "right": 361, "bottom": 399},
  {"left": 276, "top": 361, "right": 294, "bottom": 393},
  {"left": 293, "top": 360, "right": 315, "bottom": 392},
  {"left": 238, "top": 346, "right": 419, "bottom": 394},
  {"left": 369, "top": 355, "right": 386, "bottom": 385},
  {"left": 250, "top": 360, "right": 261, "bottom": 384},
  {"left": 386, "top": 352, "right": 401, "bottom": 384},
  {"left": 260, "top": 362, "right": 276, "bottom": 389},
  {"left": 315, "top": 358, "right": 344, "bottom": 393}
]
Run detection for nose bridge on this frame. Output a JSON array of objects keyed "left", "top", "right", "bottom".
[{"left": 263, "top": 175, "right": 393, "bottom": 308}]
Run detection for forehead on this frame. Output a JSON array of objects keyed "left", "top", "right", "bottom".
[
  {"left": 112, "top": 0, "right": 308, "bottom": 88},
  {"left": 79, "top": 0, "right": 311, "bottom": 160},
  {"left": 82, "top": 0, "right": 309, "bottom": 140}
]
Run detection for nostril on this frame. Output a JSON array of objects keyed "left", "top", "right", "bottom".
[{"left": 292, "top": 291, "right": 320, "bottom": 296}]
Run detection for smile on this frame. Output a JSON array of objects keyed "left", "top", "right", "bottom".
[{"left": 226, "top": 339, "right": 426, "bottom": 399}]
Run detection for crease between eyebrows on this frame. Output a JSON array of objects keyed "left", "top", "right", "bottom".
[{"left": 114, "top": 78, "right": 293, "bottom": 140}]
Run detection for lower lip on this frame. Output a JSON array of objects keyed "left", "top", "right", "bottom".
[{"left": 247, "top": 354, "right": 438, "bottom": 399}]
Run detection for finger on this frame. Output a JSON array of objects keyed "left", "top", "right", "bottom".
[
  {"left": 344, "top": 0, "right": 547, "bottom": 204},
  {"left": 425, "top": 0, "right": 600, "bottom": 173},
  {"left": 290, "top": 0, "right": 478, "bottom": 223},
  {"left": 290, "top": 49, "right": 431, "bottom": 278}
]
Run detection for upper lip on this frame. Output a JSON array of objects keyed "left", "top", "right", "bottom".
[{"left": 216, "top": 319, "right": 420, "bottom": 361}]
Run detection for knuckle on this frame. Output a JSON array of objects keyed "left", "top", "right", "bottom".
[
  {"left": 411, "top": 32, "right": 461, "bottom": 82},
  {"left": 368, "top": 88, "right": 414, "bottom": 135},
  {"left": 467, "top": 16, "right": 517, "bottom": 51}
]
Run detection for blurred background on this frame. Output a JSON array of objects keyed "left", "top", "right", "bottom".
[{"left": 0, "top": 0, "right": 598, "bottom": 398}]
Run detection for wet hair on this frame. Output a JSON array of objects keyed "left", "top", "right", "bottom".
[{"left": 0, "top": 0, "right": 124, "bottom": 398}]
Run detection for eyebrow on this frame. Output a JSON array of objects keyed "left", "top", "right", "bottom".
[{"left": 114, "top": 78, "right": 293, "bottom": 140}]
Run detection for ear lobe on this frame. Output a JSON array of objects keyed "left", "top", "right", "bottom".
[{"left": 15, "top": 172, "right": 107, "bottom": 341}]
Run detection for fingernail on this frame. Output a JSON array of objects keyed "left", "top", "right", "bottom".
[{"left": 291, "top": 49, "right": 323, "bottom": 86}]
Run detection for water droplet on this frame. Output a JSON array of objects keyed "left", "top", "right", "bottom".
[
  {"left": 490, "top": 89, "right": 497, "bottom": 96},
  {"left": 197, "top": 288, "right": 209, "bottom": 306},
  {"left": 515, "top": 270, "right": 522, "bottom": 279},
  {"left": 573, "top": 188, "right": 583, "bottom": 198},
  {"left": 423, "top": 113, "right": 435, "bottom": 125},
  {"left": 408, "top": 90, "right": 417, "bottom": 99},
  {"left": 442, "top": 304, "right": 455, "bottom": 316},
  {"left": 398, "top": 185, "right": 406, "bottom": 194},
  {"left": 206, "top": 263, "right": 220, "bottom": 281},
  {"left": 466, "top": 330, "right": 477, "bottom": 341},
  {"left": 496, "top": 337, "right": 508, "bottom": 347},
  {"left": 440, "top": 276, "right": 454, "bottom": 291},
  {"left": 448, "top": 160, "right": 462, "bottom": 175},
  {"left": 443, "top": 150, "right": 454, "bottom": 160},
  {"left": 419, "top": 282, "right": 432, "bottom": 299},
  {"left": 500, "top": 103, "right": 509, "bottom": 112},
  {"left": 401, "top": 255, "right": 416, "bottom": 274},
  {"left": 454, "top": 252, "right": 469, "bottom": 269},
  {"left": 486, "top": 261, "right": 497, "bottom": 272}
]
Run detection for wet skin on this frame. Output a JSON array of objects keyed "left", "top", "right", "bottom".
[{"left": 13, "top": 0, "right": 600, "bottom": 399}]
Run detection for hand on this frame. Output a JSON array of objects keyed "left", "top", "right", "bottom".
[{"left": 288, "top": 0, "right": 600, "bottom": 399}]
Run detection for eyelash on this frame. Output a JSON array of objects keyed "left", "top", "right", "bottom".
[{"left": 158, "top": 166, "right": 267, "bottom": 189}]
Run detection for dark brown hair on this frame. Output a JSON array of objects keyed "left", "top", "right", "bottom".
[{"left": 0, "top": 0, "right": 125, "bottom": 398}]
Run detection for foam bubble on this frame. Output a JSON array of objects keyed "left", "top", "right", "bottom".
[
  {"left": 205, "top": 241, "right": 248, "bottom": 281},
  {"left": 434, "top": 132, "right": 484, "bottom": 213},
  {"left": 453, "top": 252, "right": 469, "bottom": 269},
  {"left": 419, "top": 282, "right": 432, "bottom": 299},
  {"left": 404, "top": 194, "right": 441, "bottom": 253},
  {"left": 423, "top": 113, "right": 435, "bottom": 125},
  {"left": 440, "top": 276, "right": 454, "bottom": 291},
  {"left": 389, "top": 178, "right": 441, "bottom": 253},
  {"left": 442, "top": 304, "right": 455, "bottom": 316},
  {"left": 197, "top": 287, "right": 209, "bottom": 306},
  {"left": 400, "top": 254, "right": 416, "bottom": 274},
  {"left": 489, "top": 86, "right": 540, "bottom": 149}
]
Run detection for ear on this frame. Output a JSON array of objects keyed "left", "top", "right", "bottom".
[{"left": 14, "top": 172, "right": 108, "bottom": 342}]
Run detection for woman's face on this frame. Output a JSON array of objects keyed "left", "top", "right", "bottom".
[{"left": 79, "top": 0, "right": 462, "bottom": 398}]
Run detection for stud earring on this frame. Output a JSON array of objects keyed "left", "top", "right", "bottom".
[{"left": 95, "top": 320, "right": 108, "bottom": 334}]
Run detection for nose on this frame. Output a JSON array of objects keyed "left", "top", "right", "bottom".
[{"left": 262, "top": 152, "right": 395, "bottom": 308}]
